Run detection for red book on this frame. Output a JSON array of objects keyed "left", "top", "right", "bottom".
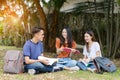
[
  {"left": 63, "top": 48, "right": 71, "bottom": 53},
  {"left": 63, "top": 48, "right": 80, "bottom": 54}
]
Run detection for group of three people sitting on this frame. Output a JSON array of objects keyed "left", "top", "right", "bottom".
[{"left": 23, "top": 26, "right": 102, "bottom": 74}]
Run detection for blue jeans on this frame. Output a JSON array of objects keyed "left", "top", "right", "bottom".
[
  {"left": 76, "top": 61, "right": 95, "bottom": 70},
  {"left": 56, "top": 58, "right": 77, "bottom": 68},
  {"left": 24, "top": 62, "right": 53, "bottom": 73}
]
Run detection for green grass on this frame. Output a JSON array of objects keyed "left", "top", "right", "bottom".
[
  {"left": 0, "top": 46, "right": 22, "bottom": 50},
  {"left": 0, "top": 46, "right": 120, "bottom": 80}
]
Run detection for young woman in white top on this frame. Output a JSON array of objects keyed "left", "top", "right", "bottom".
[{"left": 78, "top": 30, "right": 102, "bottom": 72}]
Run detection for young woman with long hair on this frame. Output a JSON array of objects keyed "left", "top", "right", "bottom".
[
  {"left": 55, "top": 26, "right": 79, "bottom": 70},
  {"left": 77, "top": 30, "right": 102, "bottom": 72}
]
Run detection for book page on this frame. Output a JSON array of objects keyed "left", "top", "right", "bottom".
[
  {"left": 38, "top": 56, "right": 58, "bottom": 65},
  {"left": 81, "top": 60, "right": 94, "bottom": 67},
  {"left": 47, "top": 58, "right": 58, "bottom": 65},
  {"left": 81, "top": 60, "right": 89, "bottom": 66}
]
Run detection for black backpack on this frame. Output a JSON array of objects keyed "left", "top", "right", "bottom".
[{"left": 94, "top": 57, "right": 117, "bottom": 73}]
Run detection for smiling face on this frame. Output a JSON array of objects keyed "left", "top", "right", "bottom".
[
  {"left": 84, "top": 33, "right": 92, "bottom": 43},
  {"left": 62, "top": 29, "right": 67, "bottom": 39},
  {"left": 35, "top": 30, "right": 44, "bottom": 41}
]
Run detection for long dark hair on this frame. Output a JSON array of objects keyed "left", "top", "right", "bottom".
[
  {"left": 60, "top": 26, "right": 73, "bottom": 48},
  {"left": 85, "top": 30, "right": 96, "bottom": 52}
]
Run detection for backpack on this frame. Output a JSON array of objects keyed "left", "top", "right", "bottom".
[
  {"left": 94, "top": 57, "right": 117, "bottom": 73},
  {"left": 4, "top": 50, "right": 24, "bottom": 74}
]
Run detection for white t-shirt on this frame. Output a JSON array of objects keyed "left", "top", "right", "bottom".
[{"left": 83, "top": 42, "right": 102, "bottom": 59}]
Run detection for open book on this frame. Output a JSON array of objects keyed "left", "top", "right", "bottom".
[
  {"left": 38, "top": 56, "right": 58, "bottom": 65},
  {"left": 81, "top": 60, "right": 93, "bottom": 67}
]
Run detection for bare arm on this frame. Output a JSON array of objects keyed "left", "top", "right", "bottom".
[
  {"left": 96, "top": 51, "right": 101, "bottom": 57},
  {"left": 79, "top": 55, "right": 91, "bottom": 63},
  {"left": 90, "top": 51, "right": 101, "bottom": 60},
  {"left": 25, "top": 56, "right": 40, "bottom": 64},
  {"left": 56, "top": 48, "right": 63, "bottom": 55},
  {"left": 83, "top": 51, "right": 101, "bottom": 62}
]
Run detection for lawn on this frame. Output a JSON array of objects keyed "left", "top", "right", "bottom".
[{"left": 0, "top": 46, "right": 120, "bottom": 80}]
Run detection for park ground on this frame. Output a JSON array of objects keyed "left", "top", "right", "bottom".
[{"left": 0, "top": 46, "right": 120, "bottom": 80}]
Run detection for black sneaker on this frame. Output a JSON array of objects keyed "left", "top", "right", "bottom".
[
  {"left": 52, "top": 67, "right": 63, "bottom": 72},
  {"left": 52, "top": 62, "right": 57, "bottom": 66}
]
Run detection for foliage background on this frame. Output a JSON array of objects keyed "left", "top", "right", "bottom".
[{"left": 0, "top": 0, "right": 120, "bottom": 58}]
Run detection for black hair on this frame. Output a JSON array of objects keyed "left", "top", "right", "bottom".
[
  {"left": 32, "top": 27, "right": 44, "bottom": 35},
  {"left": 60, "top": 26, "right": 73, "bottom": 48}
]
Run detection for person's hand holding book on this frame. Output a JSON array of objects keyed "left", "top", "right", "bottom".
[
  {"left": 63, "top": 48, "right": 80, "bottom": 54},
  {"left": 38, "top": 56, "right": 58, "bottom": 65}
]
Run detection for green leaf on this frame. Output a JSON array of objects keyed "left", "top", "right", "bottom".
[{"left": 117, "top": 0, "right": 120, "bottom": 6}]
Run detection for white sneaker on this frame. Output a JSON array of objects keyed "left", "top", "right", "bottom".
[
  {"left": 28, "top": 69, "right": 36, "bottom": 75},
  {"left": 70, "top": 66, "right": 80, "bottom": 71},
  {"left": 87, "top": 68, "right": 97, "bottom": 73}
]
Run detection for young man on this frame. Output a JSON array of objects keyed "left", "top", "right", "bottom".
[{"left": 23, "top": 27, "right": 57, "bottom": 74}]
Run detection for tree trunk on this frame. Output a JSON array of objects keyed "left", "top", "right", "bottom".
[
  {"left": 109, "top": 0, "right": 114, "bottom": 57},
  {"left": 106, "top": 0, "right": 111, "bottom": 57},
  {"left": 17, "top": 0, "right": 31, "bottom": 47},
  {"left": 94, "top": 0, "right": 103, "bottom": 53},
  {"left": 34, "top": 0, "right": 47, "bottom": 29},
  {"left": 48, "top": 9, "right": 59, "bottom": 52},
  {"left": 34, "top": 0, "right": 49, "bottom": 51},
  {"left": 112, "top": 5, "right": 120, "bottom": 58}
]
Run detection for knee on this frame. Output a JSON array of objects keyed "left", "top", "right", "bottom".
[
  {"left": 34, "top": 62, "right": 44, "bottom": 68},
  {"left": 26, "top": 62, "right": 44, "bottom": 69},
  {"left": 71, "top": 60, "right": 77, "bottom": 65},
  {"left": 66, "top": 60, "right": 77, "bottom": 67}
]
